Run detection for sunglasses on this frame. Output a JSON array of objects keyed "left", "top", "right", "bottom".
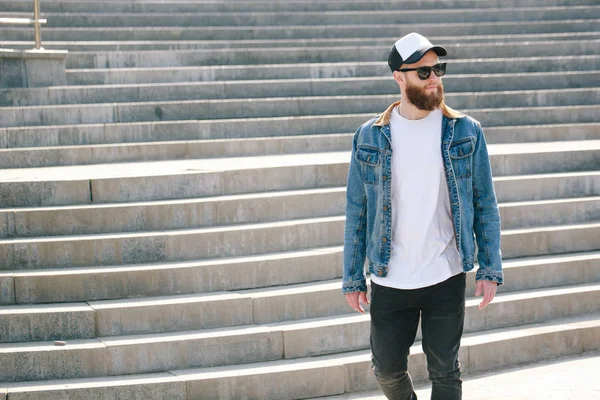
[{"left": 397, "top": 62, "right": 447, "bottom": 80}]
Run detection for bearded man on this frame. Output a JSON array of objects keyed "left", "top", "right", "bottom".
[{"left": 342, "top": 32, "right": 503, "bottom": 400}]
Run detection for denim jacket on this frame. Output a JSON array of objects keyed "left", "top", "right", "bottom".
[{"left": 342, "top": 101, "right": 503, "bottom": 294}]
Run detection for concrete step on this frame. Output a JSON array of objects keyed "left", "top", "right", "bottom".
[
  {"left": 482, "top": 123, "right": 600, "bottom": 145},
  {"left": 467, "top": 105, "right": 599, "bottom": 129},
  {"left": 0, "top": 145, "right": 599, "bottom": 207},
  {"left": 2, "top": 0, "right": 598, "bottom": 13},
  {"left": 3, "top": 312, "right": 597, "bottom": 395},
  {"left": 0, "top": 325, "right": 287, "bottom": 382},
  {"left": 0, "top": 187, "right": 348, "bottom": 237},
  {"left": 0, "top": 206, "right": 597, "bottom": 270},
  {"left": 500, "top": 196, "right": 600, "bottom": 229},
  {"left": 501, "top": 222, "right": 600, "bottom": 259},
  {"left": 2, "top": 167, "right": 599, "bottom": 229},
  {"left": 0, "top": 114, "right": 367, "bottom": 148},
  {"left": 1, "top": 371, "right": 185, "bottom": 400},
  {"left": 37, "top": 7, "right": 600, "bottom": 28},
  {"left": 0, "top": 152, "right": 350, "bottom": 207},
  {"left": 312, "top": 352, "right": 600, "bottom": 400},
  {"left": 1, "top": 89, "right": 598, "bottom": 128},
  {"left": 8, "top": 272, "right": 600, "bottom": 343},
  {"left": 0, "top": 153, "right": 350, "bottom": 207},
  {"left": 2, "top": 110, "right": 597, "bottom": 148},
  {"left": 63, "top": 40, "right": 600, "bottom": 69},
  {"left": 494, "top": 171, "right": 600, "bottom": 202},
  {"left": 3, "top": 19, "right": 597, "bottom": 42},
  {"left": 3, "top": 246, "right": 344, "bottom": 304},
  {"left": 0, "top": 303, "right": 96, "bottom": 343},
  {"left": 1, "top": 282, "right": 599, "bottom": 379},
  {"left": 3, "top": 71, "right": 599, "bottom": 107},
  {"left": 0, "top": 134, "right": 354, "bottom": 168},
  {"left": 164, "top": 312, "right": 600, "bottom": 399},
  {"left": 5, "top": 31, "right": 600, "bottom": 52},
  {"left": 489, "top": 140, "right": 600, "bottom": 176},
  {"left": 0, "top": 215, "right": 347, "bottom": 270},
  {"left": 4, "top": 246, "right": 598, "bottom": 306},
  {"left": 1, "top": 122, "right": 599, "bottom": 168},
  {"left": 65, "top": 55, "right": 600, "bottom": 85},
  {"left": 2, "top": 276, "right": 599, "bottom": 360},
  {"left": 0, "top": 179, "right": 596, "bottom": 237}
]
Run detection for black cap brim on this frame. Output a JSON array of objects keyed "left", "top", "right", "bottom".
[{"left": 388, "top": 45, "right": 447, "bottom": 72}]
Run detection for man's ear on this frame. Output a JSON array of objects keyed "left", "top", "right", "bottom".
[{"left": 393, "top": 71, "right": 404, "bottom": 86}]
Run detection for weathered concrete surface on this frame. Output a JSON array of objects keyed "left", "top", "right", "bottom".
[
  {"left": 1, "top": 124, "right": 600, "bottom": 169},
  {"left": 0, "top": 145, "right": 598, "bottom": 208},
  {"left": 0, "top": 49, "right": 67, "bottom": 88},
  {"left": 66, "top": 55, "right": 600, "bottom": 85},
  {"left": 64, "top": 40, "right": 600, "bottom": 69},
  {"left": 13, "top": 247, "right": 343, "bottom": 303},
  {"left": 0, "top": 303, "right": 95, "bottom": 342},
  {"left": 2, "top": 312, "right": 600, "bottom": 389},
  {"left": 3, "top": 110, "right": 597, "bottom": 149},
  {"left": 2, "top": 71, "right": 598, "bottom": 107},
  {"left": 499, "top": 196, "right": 600, "bottom": 229},
  {"left": 0, "top": 189, "right": 596, "bottom": 240},
  {"left": 0, "top": 340, "right": 108, "bottom": 382},
  {"left": 313, "top": 352, "right": 600, "bottom": 399},
  {"left": 0, "top": 274, "right": 14, "bottom": 305},
  {"left": 3, "top": 0, "right": 598, "bottom": 13},
  {"left": 103, "top": 327, "right": 283, "bottom": 375},
  {"left": 2, "top": 188, "right": 346, "bottom": 236},
  {"left": 0, "top": 215, "right": 597, "bottom": 270},
  {"left": 1, "top": 89, "right": 598, "bottom": 127},
  {"left": 5, "top": 31, "right": 600, "bottom": 53},
  {"left": 3, "top": 20, "right": 598, "bottom": 42},
  {"left": 4, "top": 373, "right": 185, "bottom": 400},
  {"left": 0, "top": 179, "right": 91, "bottom": 207},
  {"left": 89, "top": 292, "right": 253, "bottom": 336},
  {"left": 174, "top": 358, "right": 346, "bottom": 400},
  {"left": 39, "top": 7, "right": 600, "bottom": 29}
]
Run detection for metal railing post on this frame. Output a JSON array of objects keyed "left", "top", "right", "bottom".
[{"left": 33, "top": 0, "right": 42, "bottom": 49}]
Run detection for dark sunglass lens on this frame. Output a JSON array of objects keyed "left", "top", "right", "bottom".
[
  {"left": 432, "top": 63, "right": 446, "bottom": 77},
  {"left": 416, "top": 67, "right": 431, "bottom": 80}
]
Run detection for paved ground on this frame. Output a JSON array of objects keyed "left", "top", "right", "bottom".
[{"left": 320, "top": 351, "right": 600, "bottom": 399}]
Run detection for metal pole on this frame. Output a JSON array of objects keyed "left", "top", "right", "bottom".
[{"left": 33, "top": 0, "right": 42, "bottom": 49}]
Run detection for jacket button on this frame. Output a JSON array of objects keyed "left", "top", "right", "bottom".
[
  {"left": 383, "top": 206, "right": 388, "bottom": 211},
  {"left": 378, "top": 270, "right": 383, "bottom": 277},
  {"left": 382, "top": 237, "right": 388, "bottom": 243},
  {"left": 383, "top": 176, "right": 388, "bottom": 181}
]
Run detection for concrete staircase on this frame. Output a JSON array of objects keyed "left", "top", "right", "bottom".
[{"left": 0, "top": 0, "right": 599, "bottom": 398}]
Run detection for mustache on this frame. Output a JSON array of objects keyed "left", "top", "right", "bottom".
[{"left": 405, "top": 81, "right": 445, "bottom": 111}]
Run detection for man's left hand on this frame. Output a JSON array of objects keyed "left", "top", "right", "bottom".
[{"left": 475, "top": 280, "right": 497, "bottom": 310}]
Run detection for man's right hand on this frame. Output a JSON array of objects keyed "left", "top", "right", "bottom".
[{"left": 345, "top": 291, "right": 369, "bottom": 313}]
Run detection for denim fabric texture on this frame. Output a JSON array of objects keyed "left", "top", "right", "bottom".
[
  {"left": 342, "top": 101, "right": 503, "bottom": 294},
  {"left": 370, "top": 273, "right": 466, "bottom": 400}
]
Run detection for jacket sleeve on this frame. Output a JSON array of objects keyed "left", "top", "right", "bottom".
[
  {"left": 471, "top": 122, "right": 504, "bottom": 284},
  {"left": 342, "top": 129, "right": 368, "bottom": 294}
]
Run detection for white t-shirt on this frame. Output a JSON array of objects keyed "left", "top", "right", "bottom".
[{"left": 370, "top": 106, "right": 463, "bottom": 290}]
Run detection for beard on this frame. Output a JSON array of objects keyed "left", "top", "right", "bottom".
[{"left": 405, "top": 80, "right": 444, "bottom": 111}]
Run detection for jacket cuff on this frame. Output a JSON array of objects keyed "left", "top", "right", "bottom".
[
  {"left": 342, "top": 279, "right": 368, "bottom": 294},
  {"left": 475, "top": 268, "right": 504, "bottom": 285}
]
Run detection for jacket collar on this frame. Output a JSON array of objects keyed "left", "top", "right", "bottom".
[{"left": 373, "top": 100, "right": 465, "bottom": 127}]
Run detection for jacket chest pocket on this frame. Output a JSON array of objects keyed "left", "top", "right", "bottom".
[
  {"left": 356, "top": 146, "right": 381, "bottom": 185},
  {"left": 449, "top": 137, "right": 475, "bottom": 179}
]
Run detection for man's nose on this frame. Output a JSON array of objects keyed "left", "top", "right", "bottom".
[{"left": 427, "top": 71, "right": 440, "bottom": 83}]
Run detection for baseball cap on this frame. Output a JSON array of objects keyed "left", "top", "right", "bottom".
[{"left": 388, "top": 32, "right": 447, "bottom": 72}]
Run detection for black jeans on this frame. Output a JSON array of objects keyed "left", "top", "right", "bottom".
[{"left": 370, "top": 273, "right": 466, "bottom": 400}]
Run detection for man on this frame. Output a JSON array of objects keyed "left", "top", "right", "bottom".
[{"left": 342, "top": 32, "right": 503, "bottom": 400}]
